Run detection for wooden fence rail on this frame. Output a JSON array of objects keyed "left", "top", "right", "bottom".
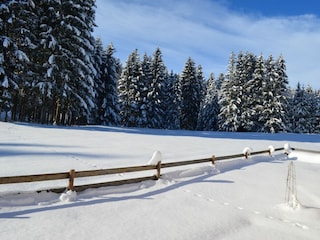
[{"left": 0, "top": 146, "right": 292, "bottom": 193}]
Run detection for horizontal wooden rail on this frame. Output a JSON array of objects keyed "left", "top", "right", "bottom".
[
  {"left": 161, "top": 148, "right": 284, "bottom": 168},
  {"left": 0, "top": 146, "right": 290, "bottom": 193},
  {"left": 292, "top": 148, "right": 320, "bottom": 154},
  {"left": 75, "top": 165, "right": 157, "bottom": 178},
  {"left": 0, "top": 172, "right": 70, "bottom": 184}
]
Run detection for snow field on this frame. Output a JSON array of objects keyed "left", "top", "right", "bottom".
[{"left": 0, "top": 122, "right": 319, "bottom": 240}]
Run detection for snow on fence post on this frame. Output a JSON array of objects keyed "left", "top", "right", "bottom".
[
  {"left": 68, "top": 169, "right": 75, "bottom": 191},
  {"left": 268, "top": 145, "right": 275, "bottom": 156},
  {"left": 243, "top": 147, "right": 252, "bottom": 159},
  {"left": 284, "top": 143, "right": 291, "bottom": 155}
]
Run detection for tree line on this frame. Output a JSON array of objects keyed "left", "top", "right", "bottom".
[{"left": 1, "top": 1, "right": 320, "bottom": 133}]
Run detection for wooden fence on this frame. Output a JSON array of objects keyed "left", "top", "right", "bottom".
[{"left": 0, "top": 146, "right": 297, "bottom": 193}]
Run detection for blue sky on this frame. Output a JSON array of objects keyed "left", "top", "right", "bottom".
[{"left": 94, "top": 0, "right": 320, "bottom": 89}]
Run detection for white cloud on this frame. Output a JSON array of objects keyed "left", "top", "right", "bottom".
[{"left": 94, "top": 0, "right": 320, "bottom": 89}]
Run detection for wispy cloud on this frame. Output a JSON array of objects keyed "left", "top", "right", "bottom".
[{"left": 94, "top": 0, "right": 320, "bottom": 89}]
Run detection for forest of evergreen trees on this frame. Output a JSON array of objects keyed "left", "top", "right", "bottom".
[{"left": 1, "top": 1, "right": 320, "bottom": 133}]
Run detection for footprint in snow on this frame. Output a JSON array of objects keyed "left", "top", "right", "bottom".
[{"left": 295, "top": 223, "right": 308, "bottom": 229}]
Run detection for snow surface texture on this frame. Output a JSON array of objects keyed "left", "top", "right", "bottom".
[{"left": 0, "top": 122, "right": 319, "bottom": 240}]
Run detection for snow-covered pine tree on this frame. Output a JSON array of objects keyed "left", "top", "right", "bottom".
[
  {"left": 314, "top": 90, "right": 320, "bottom": 133},
  {"left": 91, "top": 38, "right": 105, "bottom": 124},
  {"left": 219, "top": 52, "right": 237, "bottom": 131},
  {"left": 147, "top": 48, "right": 168, "bottom": 129},
  {"left": 35, "top": 0, "right": 97, "bottom": 125},
  {"left": 179, "top": 57, "right": 202, "bottom": 130},
  {"left": 118, "top": 49, "right": 143, "bottom": 127},
  {"left": 241, "top": 52, "right": 257, "bottom": 131},
  {"left": 219, "top": 51, "right": 246, "bottom": 131},
  {"left": 303, "top": 86, "right": 318, "bottom": 133},
  {"left": 0, "top": 0, "right": 33, "bottom": 121},
  {"left": 260, "top": 55, "right": 288, "bottom": 133},
  {"left": 245, "top": 53, "right": 265, "bottom": 132},
  {"left": 101, "top": 43, "right": 121, "bottom": 126},
  {"left": 164, "top": 70, "right": 180, "bottom": 129},
  {"left": 215, "top": 73, "right": 225, "bottom": 91},
  {"left": 288, "top": 83, "right": 313, "bottom": 133},
  {"left": 93, "top": 40, "right": 120, "bottom": 125},
  {"left": 197, "top": 73, "right": 219, "bottom": 130},
  {"left": 139, "top": 53, "right": 153, "bottom": 127}
]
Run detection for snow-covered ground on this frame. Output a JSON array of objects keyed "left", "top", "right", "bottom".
[{"left": 0, "top": 122, "right": 319, "bottom": 240}]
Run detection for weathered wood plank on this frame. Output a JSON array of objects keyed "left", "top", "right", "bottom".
[
  {"left": 75, "top": 165, "right": 157, "bottom": 178},
  {"left": 0, "top": 172, "right": 69, "bottom": 184},
  {"left": 73, "top": 175, "right": 158, "bottom": 192},
  {"left": 292, "top": 148, "right": 320, "bottom": 154},
  {"left": 161, "top": 158, "right": 212, "bottom": 168}
]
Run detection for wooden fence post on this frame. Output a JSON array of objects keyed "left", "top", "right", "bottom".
[
  {"left": 68, "top": 169, "right": 75, "bottom": 191},
  {"left": 156, "top": 161, "right": 161, "bottom": 180},
  {"left": 211, "top": 155, "right": 215, "bottom": 165}
]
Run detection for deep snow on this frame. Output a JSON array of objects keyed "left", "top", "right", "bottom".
[{"left": 0, "top": 122, "right": 319, "bottom": 240}]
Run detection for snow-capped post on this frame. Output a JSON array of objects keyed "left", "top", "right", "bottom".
[
  {"left": 268, "top": 145, "right": 275, "bottom": 156},
  {"left": 148, "top": 151, "right": 162, "bottom": 180},
  {"left": 284, "top": 143, "right": 291, "bottom": 155},
  {"left": 68, "top": 169, "right": 75, "bottom": 191},
  {"left": 243, "top": 147, "right": 252, "bottom": 159}
]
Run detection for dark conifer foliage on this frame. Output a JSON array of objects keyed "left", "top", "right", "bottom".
[
  {"left": 0, "top": 0, "right": 34, "bottom": 121},
  {"left": 179, "top": 57, "right": 203, "bottom": 130},
  {"left": 197, "top": 73, "right": 219, "bottom": 130},
  {"left": 118, "top": 49, "right": 143, "bottom": 127},
  {"left": 147, "top": 48, "right": 168, "bottom": 129}
]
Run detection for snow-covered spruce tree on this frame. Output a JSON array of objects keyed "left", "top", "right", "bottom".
[
  {"left": 179, "top": 57, "right": 202, "bottom": 130},
  {"left": 197, "top": 73, "right": 219, "bottom": 130},
  {"left": 314, "top": 90, "right": 320, "bottom": 133},
  {"left": 219, "top": 51, "right": 247, "bottom": 131},
  {"left": 288, "top": 83, "right": 313, "bottom": 133},
  {"left": 139, "top": 53, "right": 153, "bottom": 128},
  {"left": 219, "top": 52, "right": 237, "bottom": 131},
  {"left": 97, "top": 43, "right": 121, "bottom": 126},
  {"left": 244, "top": 53, "right": 265, "bottom": 132},
  {"left": 241, "top": 52, "right": 257, "bottom": 131},
  {"left": 260, "top": 55, "right": 289, "bottom": 133},
  {"left": 118, "top": 49, "right": 143, "bottom": 127},
  {"left": 299, "top": 86, "right": 318, "bottom": 133},
  {"left": 164, "top": 70, "right": 181, "bottom": 129},
  {"left": 215, "top": 73, "right": 225, "bottom": 91},
  {"left": 0, "top": 0, "right": 35, "bottom": 121},
  {"left": 35, "top": 0, "right": 97, "bottom": 125},
  {"left": 91, "top": 38, "right": 105, "bottom": 124},
  {"left": 147, "top": 48, "right": 168, "bottom": 129}
]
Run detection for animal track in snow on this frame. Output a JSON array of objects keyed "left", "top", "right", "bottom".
[{"left": 181, "top": 188, "right": 311, "bottom": 230}]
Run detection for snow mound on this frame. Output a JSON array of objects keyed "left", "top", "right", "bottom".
[
  {"left": 284, "top": 143, "right": 292, "bottom": 154},
  {"left": 59, "top": 190, "right": 77, "bottom": 202},
  {"left": 243, "top": 147, "right": 252, "bottom": 157},
  {"left": 268, "top": 145, "right": 275, "bottom": 155},
  {"left": 147, "top": 150, "right": 162, "bottom": 165}
]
